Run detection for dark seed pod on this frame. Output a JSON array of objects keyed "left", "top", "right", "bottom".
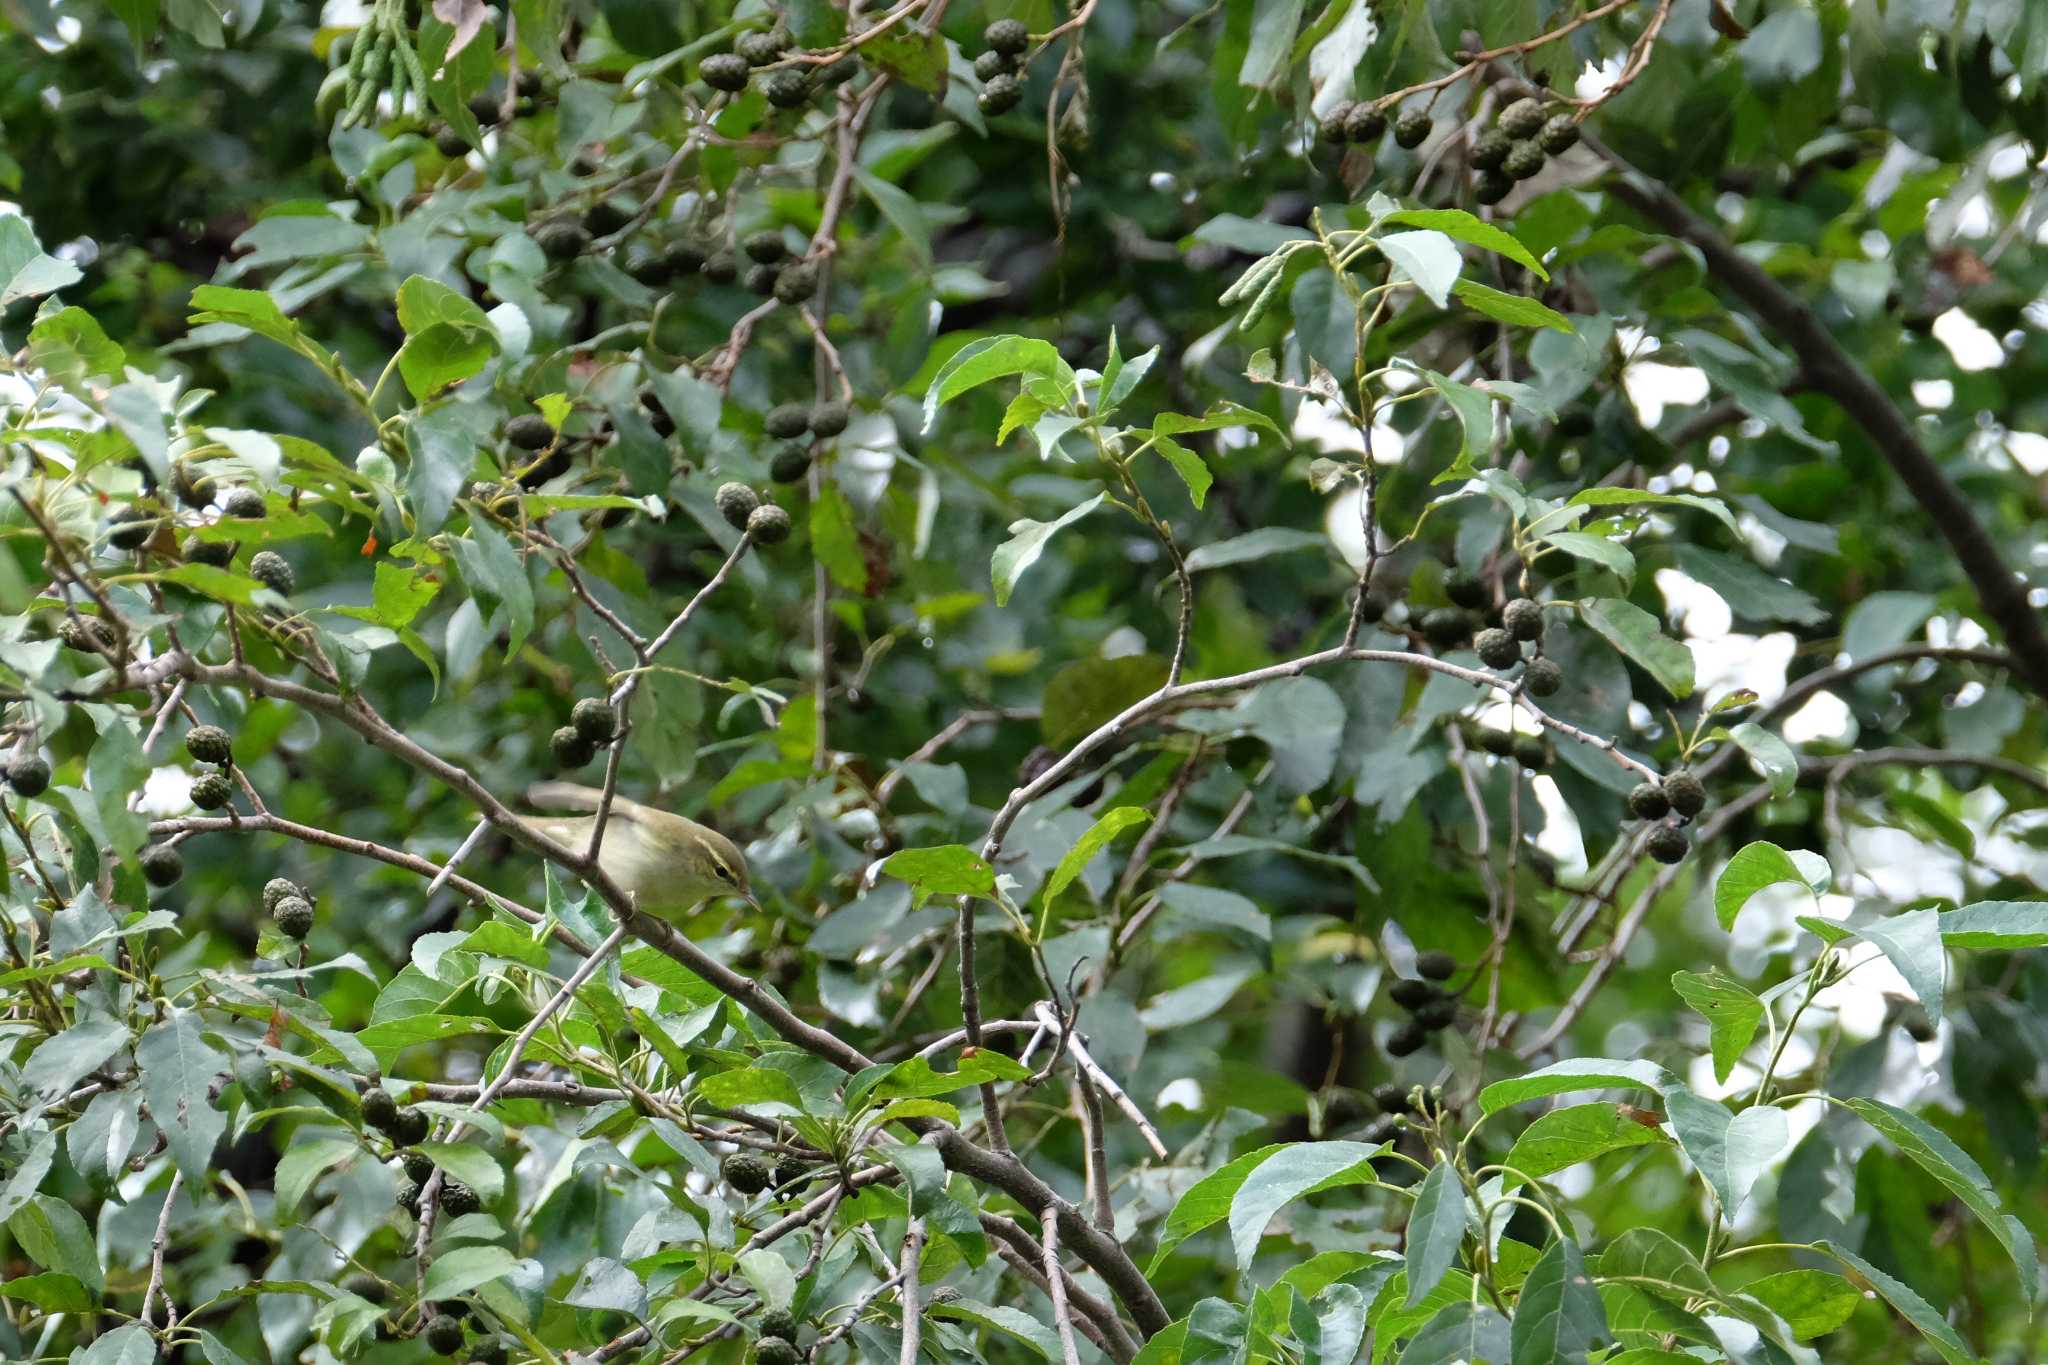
[
  {"left": 743, "top": 262, "right": 781, "bottom": 295},
  {"left": 1344, "top": 101, "right": 1388, "bottom": 142},
  {"left": 1470, "top": 128, "right": 1512, "bottom": 170},
  {"left": 172, "top": 462, "right": 217, "bottom": 508},
  {"left": 551, "top": 726, "right": 597, "bottom": 769},
  {"left": 1502, "top": 598, "right": 1543, "bottom": 641},
  {"left": 224, "top": 487, "right": 267, "bottom": 519},
  {"left": 736, "top": 29, "right": 788, "bottom": 65},
  {"left": 758, "top": 1307, "right": 800, "bottom": 1342},
  {"left": 764, "top": 69, "right": 812, "bottom": 108},
  {"left": 1371, "top": 1082, "right": 1413, "bottom": 1114},
  {"left": 809, "top": 400, "right": 850, "bottom": 436},
  {"left": 702, "top": 251, "right": 739, "bottom": 285},
  {"left": 391, "top": 1107, "right": 431, "bottom": 1146},
  {"left": 190, "top": 772, "right": 234, "bottom": 811},
  {"left": 1475, "top": 628, "right": 1521, "bottom": 670},
  {"left": 978, "top": 72, "right": 1024, "bottom": 115},
  {"left": 1416, "top": 950, "right": 1457, "bottom": 981},
  {"left": 183, "top": 534, "right": 236, "bottom": 568},
  {"left": 1498, "top": 97, "right": 1546, "bottom": 140},
  {"left": 505, "top": 414, "right": 554, "bottom": 451},
  {"left": 425, "top": 1313, "right": 466, "bottom": 1355},
  {"left": 1646, "top": 824, "right": 1689, "bottom": 865},
  {"left": 1385, "top": 1021, "right": 1428, "bottom": 1057},
  {"left": 773, "top": 1158, "right": 814, "bottom": 1190},
  {"left": 715, "top": 482, "right": 761, "bottom": 530},
  {"left": 1900, "top": 1004, "right": 1938, "bottom": 1043},
  {"left": 249, "top": 550, "right": 295, "bottom": 598},
  {"left": 723, "top": 1153, "right": 772, "bottom": 1194},
  {"left": 186, "top": 724, "right": 234, "bottom": 766},
  {"left": 701, "top": 52, "right": 752, "bottom": 91},
  {"left": 571, "top": 698, "right": 617, "bottom": 745},
  {"left": 1664, "top": 769, "right": 1707, "bottom": 818},
  {"left": 753, "top": 1341, "right": 801, "bottom": 1365},
  {"left": 655, "top": 242, "right": 706, "bottom": 280},
  {"left": 536, "top": 221, "right": 591, "bottom": 260},
  {"left": 974, "top": 50, "right": 1017, "bottom": 81},
  {"left": 1503, "top": 140, "right": 1545, "bottom": 181},
  {"left": 764, "top": 403, "right": 811, "bottom": 439},
  {"left": 743, "top": 230, "right": 789, "bottom": 265},
  {"left": 1393, "top": 111, "right": 1432, "bottom": 148},
  {"left": 343, "top": 1272, "right": 387, "bottom": 1303},
  {"left": 624, "top": 246, "right": 673, "bottom": 286},
  {"left": 1420, "top": 607, "right": 1472, "bottom": 648},
  {"left": 141, "top": 844, "right": 183, "bottom": 887},
  {"left": 263, "top": 878, "right": 304, "bottom": 913},
  {"left": 6, "top": 753, "right": 52, "bottom": 797},
  {"left": 108, "top": 507, "right": 160, "bottom": 551},
  {"left": 435, "top": 124, "right": 470, "bottom": 157},
  {"left": 818, "top": 57, "right": 858, "bottom": 86},
  {"left": 1388, "top": 978, "right": 1438, "bottom": 1010},
  {"left": 467, "top": 92, "right": 501, "bottom": 125},
  {"left": 747, "top": 505, "right": 793, "bottom": 545},
  {"left": 275, "top": 896, "right": 315, "bottom": 939},
  {"left": 773, "top": 261, "right": 819, "bottom": 304},
  {"left": 1522, "top": 657, "right": 1563, "bottom": 698},
  {"left": 1319, "top": 103, "right": 1356, "bottom": 145},
  {"left": 1413, "top": 998, "right": 1459, "bottom": 1030},
  {"left": 515, "top": 69, "right": 545, "bottom": 98},
  {"left": 1537, "top": 113, "right": 1580, "bottom": 154},
  {"left": 1478, "top": 728, "right": 1516, "bottom": 758},
  {"left": 1444, "top": 571, "right": 1487, "bottom": 609},
  {"left": 440, "top": 1181, "right": 482, "bottom": 1217},
  {"left": 1475, "top": 169, "right": 1514, "bottom": 205},
  {"left": 1627, "top": 782, "right": 1671, "bottom": 821},
  {"left": 58, "top": 616, "right": 115, "bottom": 654},
  {"left": 396, "top": 1179, "right": 423, "bottom": 1217},
  {"left": 984, "top": 18, "right": 1029, "bottom": 54},
  {"left": 471, "top": 1336, "right": 509, "bottom": 1365},
  {"left": 1512, "top": 734, "right": 1550, "bottom": 771},
  {"left": 402, "top": 1151, "right": 435, "bottom": 1183},
  {"left": 769, "top": 445, "right": 812, "bottom": 484},
  {"left": 363, "top": 1088, "right": 400, "bottom": 1130}
]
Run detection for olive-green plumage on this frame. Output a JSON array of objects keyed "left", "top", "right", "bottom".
[{"left": 516, "top": 782, "right": 753, "bottom": 916}]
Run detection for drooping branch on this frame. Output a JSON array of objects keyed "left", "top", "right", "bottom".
[{"left": 1594, "top": 147, "right": 2048, "bottom": 698}]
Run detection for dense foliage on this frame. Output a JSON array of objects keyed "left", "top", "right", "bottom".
[{"left": 5, "top": 1, "right": 2048, "bottom": 1363}]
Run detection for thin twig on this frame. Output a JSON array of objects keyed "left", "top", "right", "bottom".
[{"left": 1042, "top": 1205, "right": 1084, "bottom": 1365}]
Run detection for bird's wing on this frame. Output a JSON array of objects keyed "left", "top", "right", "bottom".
[{"left": 524, "top": 782, "right": 656, "bottom": 825}]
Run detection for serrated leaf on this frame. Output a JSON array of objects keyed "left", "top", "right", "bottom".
[
  {"left": 1818, "top": 1243, "right": 1974, "bottom": 1365},
  {"left": 1664, "top": 1089, "right": 1786, "bottom": 1218},
  {"left": 1582, "top": 598, "right": 1694, "bottom": 699},
  {"left": 1403, "top": 1161, "right": 1473, "bottom": 1306},
  {"left": 1454, "top": 278, "right": 1574, "bottom": 332},
  {"left": 1854, "top": 909, "right": 1946, "bottom": 1018},
  {"left": 1940, "top": 901, "right": 2048, "bottom": 948},
  {"left": 1846, "top": 1097, "right": 2035, "bottom": 1297},
  {"left": 881, "top": 845, "right": 995, "bottom": 900},
  {"left": 1715, "top": 841, "right": 1824, "bottom": 930},
  {"left": 1671, "top": 970, "right": 1765, "bottom": 1084},
  {"left": 1373, "top": 206, "right": 1549, "bottom": 279},
  {"left": 1043, "top": 806, "right": 1151, "bottom": 906},
  {"left": 1726, "top": 721, "right": 1797, "bottom": 796},
  {"left": 1480, "top": 1058, "right": 1680, "bottom": 1114},
  {"left": 1503, "top": 1103, "right": 1666, "bottom": 1187},
  {"left": 1226, "top": 1141, "right": 1383, "bottom": 1271},
  {"left": 1510, "top": 1238, "right": 1607, "bottom": 1365},
  {"left": 990, "top": 492, "right": 1104, "bottom": 607},
  {"left": 1377, "top": 229, "right": 1463, "bottom": 307}
]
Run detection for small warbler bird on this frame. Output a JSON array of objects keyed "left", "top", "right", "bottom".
[{"left": 518, "top": 782, "right": 754, "bottom": 916}]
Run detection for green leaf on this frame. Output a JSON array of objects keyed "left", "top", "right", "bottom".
[
  {"left": 1743, "top": 1269, "right": 1861, "bottom": 1340},
  {"left": 274, "top": 1136, "right": 357, "bottom": 1220},
  {"left": 1715, "top": 840, "right": 1826, "bottom": 930},
  {"left": 417, "top": 1142, "right": 506, "bottom": 1203},
  {"left": 1581, "top": 598, "right": 1694, "bottom": 699},
  {"left": 421, "top": 1244, "right": 520, "bottom": 1301},
  {"left": 1184, "top": 527, "right": 1327, "bottom": 571},
  {"left": 922, "top": 335, "right": 1075, "bottom": 432},
  {"left": 27, "top": 307, "right": 126, "bottom": 389},
  {"left": 1424, "top": 367, "right": 1495, "bottom": 482},
  {"left": 1237, "top": 0, "right": 1305, "bottom": 87},
  {"left": 1503, "top": 1103, "right": 1665, "bottom": 1187},
  {"left": 1817, "top": 1243, "right": 1975, "bottom": 1365},
  {"left": 1845, "top": 1098, "right": 2035, "bottom": 1297},
  {"left": 22, "top": 1016, "right": 128, "bottom": 1099},
  {"left": 695, "top": 1067, "right": 805, "bottom": 1110},
  {"left": 1663, "top": 1088, "right": 1786, "bottom": 1217},
  {"left": 406, "top": 403, "right": 479, "bottom": 538},
  {"left": 135, "top": 1009, "right": 228, "bottom": 1187},
  {"left": 930, "top": 1299, "right": 1067, "bottom": 1362},
  {"left": 0, "top": 216, "right": 82, "bottom": 306},
  {"left": 1043, "top": 806, "right": 1152, "bottom": 906},
  {"left": 1403, "top": 1161, "right": 1472, "bottom": 1306},
  {"left": 1567, "top": 486, "right": 1741, "bottom": 537},
  {"left": 1150, "top": 1143, "right": 1288, "bottom": 1271},
  {"left": 9, "top": 1195, "right": 101, "bottom": 1291},
  {"left": 1672, "top": 544, "right": 1826, "bottom": 626},
  {"left": 1510, "top": 1239, "right": 1607, "bottom": 1365},
  {"left": 399, "top": 323, "right": 495, "bottom": 400},
  {"left": 1373, "top": 205, "right": 1550, "bottom": 279},
  {"left": 1480, "top": 1058, "right": 1679, "bottom": 1114},
  {"left": 859, "top": 23, "right": 948, "bottom": 92},
  {"left": 1227, "top": 1141, "right": 1384, "bottom": 1271},
  {"left": 1726, "top": 721, "right": 1798, "bottom": 796},
  {"left": 881, "top": 845, "right": 995, "bottom": 900},
  {"left": 1453, "top": 278, "right": 1574, "bottom": 332},
  {"left": 1399, "top": 1300, "right": 1508, "bottom": 1364},
  {"left": 1539, "top": 529, "right": 1635, "bottom": 582},
  {"left": 1377, "top": 229, "right": 1462, "bottom": 307},
  {"left": 450, "top": 517, "right": 534, "bottom": 659},
  {"left": 811, "top": 483, "right": 869, "bottom": 594},
  {"left": 1154, "top": 435, "right": 1213, "bottom": 508},
  {"left": 850, "top": 1051, "right": 1032, "bottom": 1110},
  {"left": 1939, "top": 900, "right": 2048, "bottom": 948},
  {"left": 396, "top": 274, "right": 494, "bottom": 335},
  {"left": 991, "top": 493, "right": 1105, "bottom": 607},
  {"left": 1671, "top": 971, "right": 1766, "bottom": 1084},
  {"left": 1854, "top": 909, "right": 1947, "bottom": 1018},
  {"left": 1, "top": 1271, "right": 97, "bottom": 1313}
]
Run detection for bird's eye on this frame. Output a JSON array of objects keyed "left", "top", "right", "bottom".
[{"left": 715, "top": 863, "right": 734, "bottom": 882}]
